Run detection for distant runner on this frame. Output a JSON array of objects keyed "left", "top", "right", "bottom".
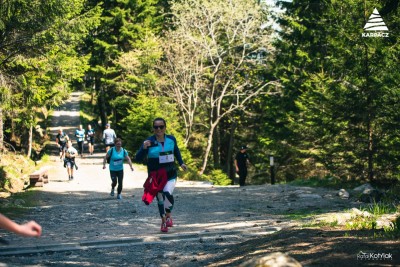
[
  {"left": 102, "top": 123, "right": 116, "bottom": 152},
  {"left": 102, "top": 138, "right": 134, "bottom": 200},
  {"left": 64, "top": 140, "right": 78, "bottom": 180},
  {"left": 86, "top": 124, "right": 95, "bottom": 155},
  {"left": 55, "top": 128, "right": 69, "bottom": 161},
  {"left": 75, "top": 124, "right": 85, "bottom": 157}
]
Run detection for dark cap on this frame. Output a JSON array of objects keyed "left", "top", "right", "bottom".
[{"left": 240, "top": 145, "right": 247, "bottom": 150}]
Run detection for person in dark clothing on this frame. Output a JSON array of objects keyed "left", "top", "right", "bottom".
[
  {"left": 234, "top": 145, "right": 250, "bottom": 186},
  {"left": 86, "top": 124, "right": 95, "bottom": 155},
  {"left": 55, "top": 128, "right": 69, "bottom": 161}
]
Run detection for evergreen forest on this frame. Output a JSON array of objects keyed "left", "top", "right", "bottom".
[{"left": 1, "top": 0, "right": 399, "bottom": 186}]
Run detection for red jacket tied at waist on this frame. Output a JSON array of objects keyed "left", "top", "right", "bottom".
[{"left": 142, "top": 168, "right": 168, "bottom": 205}]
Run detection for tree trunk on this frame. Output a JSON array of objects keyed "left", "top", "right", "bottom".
[
  {"left": 27, "top": 123, "right": 33, "bottom": 158},
  {"left": 97, "top": 80, "right": 107, "bottom": 128},
  {"left": 226, "top": 121, "right": 237, "bottom": 184},
  {"left": 363, "top": 1, "right": 374, "bottom": 182},
  {"left": 0, "top": 107, "right": 3, "bottom": 151},
  {"left": 199, "top": 124, "right": 216, "bottom": 175},
  {"left": 212, "top": 124, "right": 219, "bottom": 168},
  {"left": 367, "top": 121, "right": 374, "bottom": 181}
]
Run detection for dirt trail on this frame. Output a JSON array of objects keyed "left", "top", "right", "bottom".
[{"left": 0, "top": 92, "right": 398, "bottom": 266}]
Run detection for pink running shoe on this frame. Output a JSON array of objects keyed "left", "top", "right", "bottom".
[
  {"left": 161, "top": 222, "right": 168, "bottom": 232},
  {"left": 166, "top": 217, "right": 173, "bottom": 227}
]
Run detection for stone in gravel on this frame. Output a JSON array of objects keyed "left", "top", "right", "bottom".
[
  {"left": 215, "top": 236, "right": 224, "bottom": 242},
  {"left": 239, "top": 252, "right": 302, "bottom": 267},
  {"left": 337, "top": 189, "right": 350, "bottom": 199},
  {"left": 297, "top": 193, "right": 322, "bottom": 199}
]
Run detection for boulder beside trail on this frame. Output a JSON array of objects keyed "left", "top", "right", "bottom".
[{"left": 239, "top": 252, "right": 302, "bottom": 267}]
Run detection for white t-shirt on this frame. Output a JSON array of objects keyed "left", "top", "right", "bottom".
[
  {"left": 65, "top": 146, "right": 78, "bottom": 158},
  {"left": 103, "top": 129, "right": 116, "bottom": 145}
]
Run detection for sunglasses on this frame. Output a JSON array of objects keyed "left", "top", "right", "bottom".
[{"left": 153, "top": 125, "right": 165, "bottom": 130}]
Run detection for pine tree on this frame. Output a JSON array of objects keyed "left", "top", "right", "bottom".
[{"left": 270, "top": 0, "right": 400, "bottom": 181}]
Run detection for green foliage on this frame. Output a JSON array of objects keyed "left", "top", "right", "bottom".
[
  {"left": 0, "top": 0, "right": 101, "bottom": 154},
  {"left": 1, "top": 0, "right": 399, "bottom": 186},
  {"left": 121, "top": 93, "right": 193, "bottom": 167},
  {"left": 79, "top": 93, "right": 96, "bottom": 126},
  {"left": 84, "top": 0, "right": 166, "bottom": 127},
  {"left": 0, "top": 152, "right": 36, "bottom": 193},
  {"left": 159, "top": 0, "right": 275, "bottom": 176},
  {"left": 179, "top": 167, "right": 203, "bottom": 181},
  {"left": 204, "top": 169, "right": 232, "bottom": 186},
  {"left": 264, "top": 0, "right": 400, "bottom": 182},
  {"left": 384, "top": 216, "right": 400, "bottom": 238},
  {"left": 282, "top": 209, "right": 323, "bottom": 220},
  {"left": 363, "top": 201, "right": 398, "bottom": 216},
  {"left": 288, "top": 176, "right": 362, "bottom": 189},
  {"left": 345, "top": 216, "right": 377, "bottom": 231},
  {"left": 302, "top": 220, "right": 339, "bottom": 228}
]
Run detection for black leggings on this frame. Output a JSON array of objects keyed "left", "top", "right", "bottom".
[
  {"left": 110, "top": 170, "right": 124, "bottom": 194},
  {"left": 77, "top": 141, "right": 84, "bottom": 155},
  {"left": 239, "top": 170, "right": 247, "bottom": 186},
  {"left": 156, "top": 191, "right": 174, "bottom": 217}
]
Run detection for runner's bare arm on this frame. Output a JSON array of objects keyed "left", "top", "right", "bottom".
[{"left": 0, "top": 214, "right": 42, "bottom": 237}]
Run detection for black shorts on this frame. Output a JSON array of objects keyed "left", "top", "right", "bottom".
[
  {"left": 64, "top": 158, "right": 75, "bottom": 168},
  {"left": 59, "top": 142, "right": 66, "bottom": 152},
  {"left": 105, "top": 143, "right": 115, "bottom": 148},
  {"left": 87, "top": 137, "right": 94, "bottom": 145}
]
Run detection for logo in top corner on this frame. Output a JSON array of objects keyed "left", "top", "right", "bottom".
[{"left": 362, "top": 8, "right": 389, "bottom": 38}]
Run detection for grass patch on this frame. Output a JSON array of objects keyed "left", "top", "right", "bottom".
[
  {"left": 345, "top": 216, "right": 377, "bottom": 231},
  {"left": 0, "top": 190, "right": 39, "bottom": 218},
  {"left": 302, "top": 220, "right": 339, "bottom": 228},
  {"left": 0, "top": 153, "right": 36, "bottom": 192},
  {"left": 288, "top": 176, "right": 362, "bottom": 189},
  {"left": 363, "top": 201, "right": 398, "bottom": 216},
  {"left": 383, "top": 216, "right": 400, "bottom": 238},
  {"left": 282, "top": 208, "right": 324, "bottom": 220}
]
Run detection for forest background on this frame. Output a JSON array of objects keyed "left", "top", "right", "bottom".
[{"left": 0, "top": 0, "right": 399, "bottom": 188}]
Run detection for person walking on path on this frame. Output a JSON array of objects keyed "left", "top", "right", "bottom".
[
  {"left": 86, "top": 124, "right": 95, "bottom": 155},
  {"left": 64, "top": 140, "right": 78, "bottom": 180},
  {"left": 234, "top": 145, "right": 250, "bottom": 186},
  {"left": 102, "top": 123, "right": 116, "bottom": 153},
  {"left": 75, "top": 124, "right": 85, "bottom": 157},
  {"left": 0, "top": 213, "right": 42, "bottom": 238},
  {"left": 135, "top": 118, "right": 187, "bottom": 233},
  {"left": 55, "top": 128, "right": 69, "bottom": 161},
  {"left": 102, "top": 138, "right": 134, "bottom": 200}
]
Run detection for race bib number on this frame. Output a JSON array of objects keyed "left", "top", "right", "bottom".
[
  {"left": 113, "top": 159, "right": 123, "bottom": 166},
  {"left": 159, "top": 151, "right": 174, "bottom": 163}
]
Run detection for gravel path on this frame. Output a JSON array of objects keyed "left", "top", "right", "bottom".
[{"left": 0, "top": 92, "right": 360, "bottom": 266}]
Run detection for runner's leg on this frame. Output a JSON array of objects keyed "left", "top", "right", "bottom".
[
  {"left": 163, "top": 179, "right": 176, "bottom": 225},
  {"left": 156, "top": 192, "right": 166, "bottom": 218},
  {"left": 116, "top": 170, "right": 123, "bottom": 195},
  {"left": 110, "top": 171, "right": 117, "bottom": 193},
  {"left": 163, "top": 179, "right": 176, "bottom": 213}
]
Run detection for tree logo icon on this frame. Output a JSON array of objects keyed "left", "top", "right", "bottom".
[{"left": 362, "top": 8, "right": 389, "bottom": 37}]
